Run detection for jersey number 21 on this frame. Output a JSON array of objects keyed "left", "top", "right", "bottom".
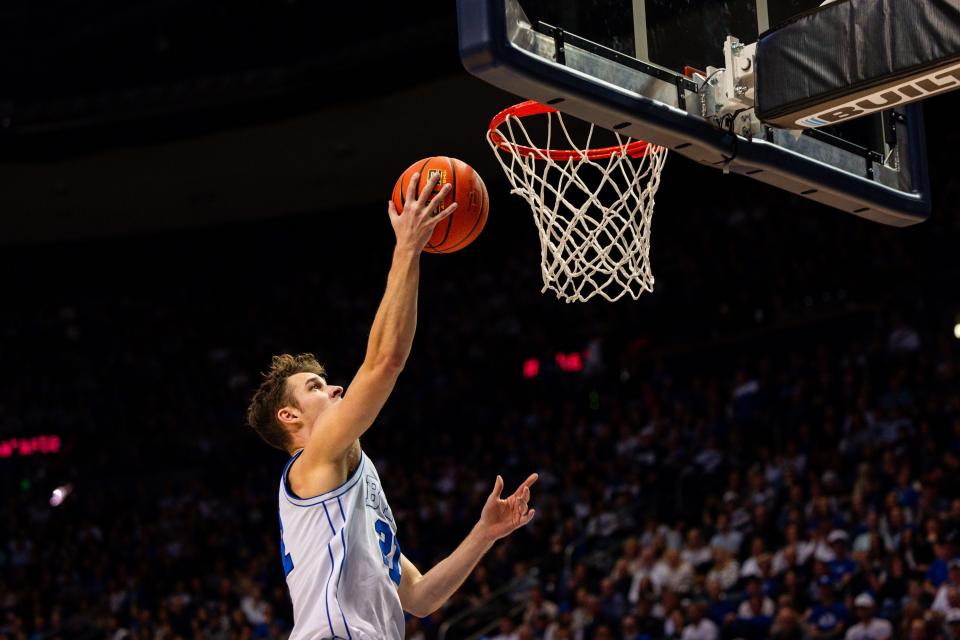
[{"left": 375, "top": 519, "right": 402, "bottom": 586}]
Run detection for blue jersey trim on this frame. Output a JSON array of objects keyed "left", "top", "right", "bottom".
[
  {"left": 281, "top": 450, "right": 366, "bottom": 507},
  {"left": 322, "top": 502, "right": 336, "bottom": 533},
  {"left": 336, "top": 497, "right": 353, "bottom": 640},
  {"left": 325, "top": 543, "right": 336, "bottom": 638}
]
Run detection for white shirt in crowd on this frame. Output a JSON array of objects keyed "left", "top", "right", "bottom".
[
  {"left": 844, "top": 617, "right": 892, "bottom": 640},
  {"left": 737, "top": 597, "right": 776, "bottom": 619},
  {"left": 740, "top": 555, "right": 762, "bottom": 578},
  {"left": 706, "top": 561, "right": 740, "bottom": 591},
  {"left": 653, "top": 560, "right": 693, "bottom": 594},
  {"left": 523, "top": 599, "right": 559, "bottom": 625},
  {"left": 628, "top": 566, "right": 662, "bottom": 601},
  {"left": 682, "top": 618, "right": 719, "bottom": 640},
  {"left": 932, "top": 583, "right": 960, "bottom": 613},
  {"left": 772, "top": 546, "right": 809, "bottom": 575},
  {"left": 682, "top": 546, "right": 713, "bottom": 569},
  {"left": 241, "top": 595, "right": 269, "bottom": 625}
]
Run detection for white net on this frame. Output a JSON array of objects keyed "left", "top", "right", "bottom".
[{"left": 487, "top": 103, "right": 668, "bottom": 303}]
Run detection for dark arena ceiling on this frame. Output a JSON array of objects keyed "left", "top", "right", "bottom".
[
  {"left": 0, "top": 1, "right": 956, "bottom": 243},
  {"left": 0, "top": 2, "right": 514, "bottom": 243}
]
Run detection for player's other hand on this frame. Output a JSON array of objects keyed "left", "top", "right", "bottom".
[
  {"left": 388, "top": 172, "right": 458, "bottom": 253},
  {"left": 477, "top": 473, "right": 538, "bottom": 542}
]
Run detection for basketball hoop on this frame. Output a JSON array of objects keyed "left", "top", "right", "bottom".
[{"left": 487, "top": 101, "right": 667, "bottom": 303}]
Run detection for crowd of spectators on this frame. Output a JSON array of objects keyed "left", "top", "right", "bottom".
[
  {"left": 479, "top": 322, "right": 960, "bottom": 640},
  {"left": 1, "top": 97, "right": 957, "bottom": 640}
]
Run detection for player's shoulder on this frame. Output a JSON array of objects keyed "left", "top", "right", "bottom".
[{"left": 281, "top": 448, "right": 368, "bottom": 506}]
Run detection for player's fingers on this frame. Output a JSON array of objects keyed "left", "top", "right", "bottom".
[
  {"left": 417, "top": 173, "right": 442, "bottom": 206},
  {"left": 519, "top": 508, "right": 536, "bottom": 527},
  {"left": 490, "top": 475, "right": 504, "bottom": 500},
  {"left": 432, "top": 202, "right": 458, "bottom": 221},
  {"left": 388, "top": 200, "right": 399, "bottom": 217},
  {"left": 425, "top": 183, "right": 453, "bottom": 216},
  {"left": 405, "top": 172, "right": 420, "bottom": 206},
  {"left": 511, "top": 474, "right": 537, "bottom": 499}
]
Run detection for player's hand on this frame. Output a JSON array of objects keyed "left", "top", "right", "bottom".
[
  {"left": 388, "top": 172, "right": 457, "bottom": 253},
  {"left": 477, "top": 473, "right": 538, "bottom": 542}
]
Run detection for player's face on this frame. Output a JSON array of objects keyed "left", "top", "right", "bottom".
[{"left": 285, "top": 372, "right": 344, "bottom": 424}]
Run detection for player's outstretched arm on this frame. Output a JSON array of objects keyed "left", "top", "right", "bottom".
[
  {"left": 398, "top": 473, "right": 538, "bottom": 618},
  {"left": 300, "top": 173, "right": 456, "bottom": 467}
]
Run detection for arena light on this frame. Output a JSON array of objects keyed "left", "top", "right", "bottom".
[
  {"left": 954, "top": 322, "right": 960, "bottom": 340},
  {"left": 50, "top": 484, "right": 72, "bottom": 507},
  {"left": 522, "top": 358, "right": 540, "bottom": 379},
  {"left": 555, "top": 352, "right": 584, "bottom": 372},
  {"left": 524, "top": 350, "right": 590, "bottom": 377}
]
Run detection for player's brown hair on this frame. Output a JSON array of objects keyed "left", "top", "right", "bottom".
[{"left": 246, "top": 353, "right": 326, "bottom": 452}]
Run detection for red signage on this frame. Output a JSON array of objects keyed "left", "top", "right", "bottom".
[
  {"left": 0, "top": 435, "right": 61, "bottom": 458},
  {"left": 523, "top": 351, "right": 587, "bottom": 378}
]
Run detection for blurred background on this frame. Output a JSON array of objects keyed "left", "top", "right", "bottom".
[{"left": 1, "top": 2, "right": 959, "bottom": 640}]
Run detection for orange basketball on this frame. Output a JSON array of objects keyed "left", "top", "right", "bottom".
[{"left": 391, "top": 157, "right": 489, "bottom": 254}]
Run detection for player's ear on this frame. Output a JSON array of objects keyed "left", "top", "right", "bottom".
[{"left": 277, "top": 406, "right": 300, "bottom": 425}]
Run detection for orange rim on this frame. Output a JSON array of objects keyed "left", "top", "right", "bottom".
[{"left": 488, "top": 100, "right": 655, "bottom": 161}]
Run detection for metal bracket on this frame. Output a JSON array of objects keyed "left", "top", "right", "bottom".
[
  {"left": 721, "top": 37, "right": 757, "bottom": 111},
  {"left": 549, "top": 25, "right": 566, "bottom": 65},
  {"left": 536, "top": 22, "right": 698, "bottom": 94}
]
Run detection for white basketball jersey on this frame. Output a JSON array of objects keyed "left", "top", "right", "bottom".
[{"left": 278, "top": 449, "right": 405, "bottom": 640}]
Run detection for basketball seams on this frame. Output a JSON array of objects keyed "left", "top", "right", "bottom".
[
  {"left": 392, "top": 178, "right": 403, "bottom": 211},
  {"left": 430, "top": 157, "right": 457, "bottom": 251},
  {"left": 440, "top": 171, "right": 487, "bottom": 253}
]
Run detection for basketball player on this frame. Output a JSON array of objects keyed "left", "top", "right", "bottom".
[{"left": 246, "top": 172, "right": 538, "bottom": 639}]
